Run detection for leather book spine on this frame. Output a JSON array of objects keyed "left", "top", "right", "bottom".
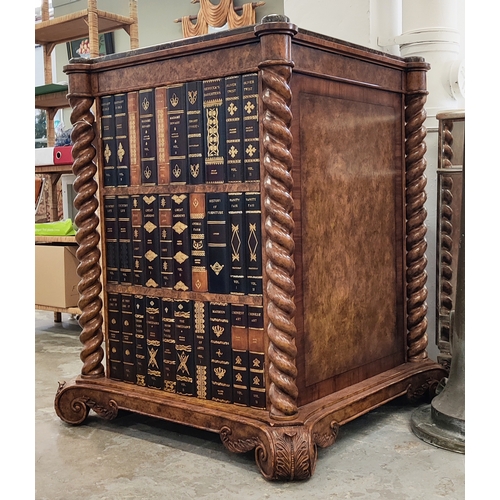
[
  {"left": 114, "top": 93, "right": 130, "bottom": 187},
  {"left": 133, "top": 294, "right": 147, "bottom": 387},
  {"left": 190, "top": 192, "right": 208, "bottom": 293},
  {"left": 103, "top": 195, "right": 119, "bottom": 284},
  {"left": 203, "top": 78, "right": 226, "bottom": 183},
  {"left": 206, "top": 192, "right": 230, "bottom": 294},
  {"left": 242, "top": 73, "right": 260, "bottom": 181},
  {"left": 154, "top": 86, "right": 170, "bottom": 185},
  {"left": 231, "top": 303, "right": 250, "bottom": 406},
  {"left": 101, "top": 95, "right": 117, "bottom": 187},
  {"left": 120, "top": 293, "right": 136, "bottom": 384},
  {"left": 146, "top": 296, "right": 163, "bottom": 389},
  {"left": 224, "top": 75, "right": 244, "bottom": 182},
  {"left": 161, "top": 297, "right": 176, "bottom": 393},
  {"left": 127, "top": 91, "right": 141, "bottom": 186},
  {"left": 245, "top": 192, "right": 263, "bottom": 295},
  {"left": 186, "top": 80, "right": 205, "bottom": 184},
  {"left": 117, "top": 195, "right": 133, "bottom": 285},
  {"left": 248, "top": 304, "right": 266, "bottom": 409},
  {"left": 228, "top": 192, "right": 247, "bottom": 295},
  {"left": 107, "top": 292, "right": 123, "bottom": 381},
  {"left": 139, "top": 89, "right": 158, "bottom": 186},
  {"left": 131, "top": 194, "right": 144, "bottom": 286},
  {"left": 174, "top": 300, "right": 195, "bottom": 396},
  {"left": 172, "top": 193, "right": 192, "bottom": 291},
  {"left": 167, "top": 83, "right": 188, "bottom": 184},
  {"left": 142, "top": 194, "right": 161, "bottom": 289},
  {"left": 159, "top": 194, "right": 174, "bottom": 289},
  {"left": 209, "top": 302, "right": 232, "bottom": 403},
  {"left": 194, "top": 300, "right": 210, "bottom": 400}
]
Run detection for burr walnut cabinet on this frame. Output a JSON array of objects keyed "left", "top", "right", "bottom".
[{"left": 54, "top": 15, "right": 446, "bottom": 480}]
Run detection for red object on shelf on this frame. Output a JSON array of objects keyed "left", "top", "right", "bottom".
[{"left": 53, "top": 146, "right": 73, "bottom": 165}]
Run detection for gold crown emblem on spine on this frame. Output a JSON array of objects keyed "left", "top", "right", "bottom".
[
  {"left": 212, "top": 324, "right": 225, "bottom": 337},
  {"left": 214, "top": 367, "right": 226, "bottom": 380}
]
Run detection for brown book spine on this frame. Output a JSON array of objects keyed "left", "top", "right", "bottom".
[
  {"left": 155, "top": 86, "right": 170, "bottom": 185},
  {"left": 231, "top": 304, "right": 249, "bottom": 406},
  {"left": 190, "top": 192, "right": 208, "bottom": 292},
  {"left": 127, "top": 91, "right": 141, "bottom": 186}
]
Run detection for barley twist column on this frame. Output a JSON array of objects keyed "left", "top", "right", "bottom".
[
  {"left": 404, "top": 57, "right": 430, "bottom": 361},
  {"left": 438, "top": 119, "right": 455, "bottom": 359},
  {"left": 255, "top": 16, "right": 298, "bottom": 418},
  {"left": 68, "top": 62, "right": 105, "bottom": 379}
]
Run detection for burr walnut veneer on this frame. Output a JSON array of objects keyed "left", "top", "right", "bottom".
[{"left": 54, "top": 16, "right": 446, "bottom": 480}]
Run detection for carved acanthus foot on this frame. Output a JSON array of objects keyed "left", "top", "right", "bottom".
[
  {"left": 220, "top": 421, "right": 340, "bottom": 481},
  {"left": 54, "top": 381, "right": 119, "bottom": 425}
]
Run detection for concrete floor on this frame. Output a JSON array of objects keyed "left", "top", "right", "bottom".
[{"left": 35, "top": 310, "right": 465, "bottom": 500}]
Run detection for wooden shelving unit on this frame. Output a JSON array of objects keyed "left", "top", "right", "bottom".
[
  {"left": 35, "top": 1, "right": 139, "bottom": 322},
  {"left": 54, "top": 16, "right": 447, "bottom": 480}
]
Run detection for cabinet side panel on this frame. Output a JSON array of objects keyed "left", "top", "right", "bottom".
[{"left": 296, "top": 80, "right": 405, "bottom": 391}]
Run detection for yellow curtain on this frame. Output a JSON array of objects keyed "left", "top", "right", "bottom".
[{"left": 228, "top": 3, "right": 255, "bottom": 29}]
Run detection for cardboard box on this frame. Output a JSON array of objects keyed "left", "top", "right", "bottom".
[{"left": 35, "top": 245, "right": 80, "bottom": 308}]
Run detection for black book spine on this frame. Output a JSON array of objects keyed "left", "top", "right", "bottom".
[
  {"left": 228, "top": 192, "right": 247, "bottom": 295},
  {"left": 248, "top": 305, "right": 266, "bottom": 409},
  {"left": 172, "top": 193, "right": 191, "bottom": 291},
  {"left": 131, "top": 194, "right": 145, "bottom": 286},
  {"left": 114, "top": 93, "right": 130, "bottom": 186},
  {"left": 145, "top": 296, "right": 163, "bottom": 389},
  {"left": 120, "top": 293, "right": 136, "bottom": 384},
  {"left": 159, "top": 194, "right": 174, "bottom": 289},
  {"left": 117, "top": 195, "right": 133, "bottom": 285},
  {"left": 101, "top": 95, "right": 117, "bottom": 187},
  {"left": 194, "top": 301, "right": 210, "bottom": 400},
  {"left": 203, "top": 78, "right": 226, "bottom": 183},
  {"left": 190, "top": 192, "right": 208, "bottom": 293},
  {"left": 242, "top": 73, "right": 260, "bottom": 181},
  {"left": 142, "top": 194, "right": 161, "bottom": 289},
  {"left": 231, "top": 304, "right": 250, "bottom": 406},
  {"left": 103, "top": 195, "right": 119, "bottom": 284},
  {"left": 186, "top": 80, "right": 205, "bottom": 184},
  {"left": 167, "top": 83, "right": 188, "bottom": 184},
  {"left": 174, "top": 300, "right": 195, "bottom": 396},
  {"left": 206, "top": 192, "right": 230, "bottom": 294},
  {"left": 245, "top": 192, "right": 263, "bottom": 295},
  {"left": 133, "top": 294, "right": 147, "bottom": 387},
  {"left": 209, "top": 302, "right": 232, "bottom": 403},
  {"left": 107, "top": 292, "right": 122, "bottom": 381},
  {"left": 224, "top": 75, "right": 244, "bottom": 182},
  {"left": 139, "top": 89, "right": 158, "bottom": 185},
  {"left": 161, "top": 297, "right": 176, "bottom": 393}
]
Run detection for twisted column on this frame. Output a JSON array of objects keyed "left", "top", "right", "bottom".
[
  {"left": 70, "top": 92, "right": 105, "bottom": 378},
  {"left": 438, "top": 120, "right": 455, "bottom": 346},
  {"left": 256, "top": 16, "right": 299, "bottom": 418},
  {"left": 404, "top": 58, "right": 429, "bottom": 361},
  {"left": 261, "top": 62, "right": 298, "bottom": 418}
]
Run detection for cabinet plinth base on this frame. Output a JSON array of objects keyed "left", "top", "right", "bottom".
[{"left": 54, "top": 360, "right": 445, "bottom": 480}]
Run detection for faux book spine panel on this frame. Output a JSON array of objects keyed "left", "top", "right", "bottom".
[
  {"left": 100, "top": 73, "right": 264, "bottom": 408},
  {"left": 104, "top": 294, "right": 265, "bottom": 409},
  {"left": 100, "top": 74, "right": 257, "bottom": 189}
]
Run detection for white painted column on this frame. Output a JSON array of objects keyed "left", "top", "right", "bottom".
[{"left": 371, "top": 0, "right": 402, "bottom": 55}]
